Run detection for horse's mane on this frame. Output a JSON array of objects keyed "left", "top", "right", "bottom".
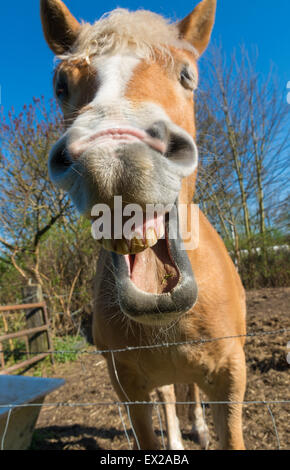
[{"left": 58, "top": 9, "right": 197, "bottom": 63}]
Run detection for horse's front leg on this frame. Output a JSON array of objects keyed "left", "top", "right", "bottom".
[
  {"left": 157, "top": 385, "right": 184, "bottom": 450},
  {"left": 188, "top": 383, "right": 210, "bottom": 449},
  {"left": 106, "top": 355, "right": 160, "bottom": 450},
  {"left": 205, "top": 347, "right": 246, "bottom": 450}
]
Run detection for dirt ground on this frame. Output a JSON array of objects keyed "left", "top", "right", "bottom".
[{"left": 33, "top": 287, "right": 290, "bottom": 450}]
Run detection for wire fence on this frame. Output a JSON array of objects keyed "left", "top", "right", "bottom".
[
  {"left": 2, "top": 326, "right": 289, "bottom": 357},
  {"left": 0, "top": 325, "right": 289, "bottom": 450}
]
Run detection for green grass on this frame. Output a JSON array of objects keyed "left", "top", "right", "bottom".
[
  {"left": 0, "top": 334, "right": 87, "bottom": 377},
  {"left": 1, "top": 338, "right": 27, "bottom": 367},
  {"left": 29, "top": 335, "right": 86, "bottom": 376},
  {"left": 52, "top": 335, "right": 86, "bottom": 363}
]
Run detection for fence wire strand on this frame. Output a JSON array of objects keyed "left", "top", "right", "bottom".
[
  {"left": 1, "top": 407, "right": 12, "bottom": 451},
  {"left": 110, "top": 350, "right": 141, "bottom": 450},
  {"left": 267, "top": 405, "right": 281, "bottom": 450},
  {"left": 0, "top": 399, "right": 289, "bottom": 409},
  {"left": 117, "top": 404, "right": 132, "bottom": 450},
  {"left": 155, "top": 403, "right": 166, "bottom": 450},
  {"left": 1, "top": 326, "right": 289, "bottom": 358}
]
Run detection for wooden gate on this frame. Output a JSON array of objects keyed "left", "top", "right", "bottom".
[{"left": 0, "top": 302, "right": 53, "bottom": 375}]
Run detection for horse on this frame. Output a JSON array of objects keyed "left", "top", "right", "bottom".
[{"left": 40, "top": 0, "right": 247, "bottom": 450}]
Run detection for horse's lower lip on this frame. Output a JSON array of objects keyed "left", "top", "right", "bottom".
[{"left": 69, "top": 127, "right": 166, "bottom": 157}]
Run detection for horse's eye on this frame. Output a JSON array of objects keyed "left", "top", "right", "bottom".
[
  {"left": 55, "top": 77, "right": 69, "bottom": 102},
  {"left": 180, "top": 66, "right": 196, "bottom": 91}
]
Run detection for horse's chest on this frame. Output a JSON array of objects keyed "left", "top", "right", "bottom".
[{"left": 122, "top": 343, "right": 204, "bottom": 388}]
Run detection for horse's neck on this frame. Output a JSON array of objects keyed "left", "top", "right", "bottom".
[{"left": 180, "top": 172, "right": 197, "bottom": 205}]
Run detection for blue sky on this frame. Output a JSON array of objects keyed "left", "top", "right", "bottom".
[{"left": 0, "top": 0, "right": 289, "bottom": 114}]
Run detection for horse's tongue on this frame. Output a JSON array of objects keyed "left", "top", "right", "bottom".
[{"left": 130, "top": 239, "right": 179, "bottom": 294}]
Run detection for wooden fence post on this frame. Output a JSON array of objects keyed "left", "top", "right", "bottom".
[{"left": 22, "top": 284, "right": 49, "bottom": 355}]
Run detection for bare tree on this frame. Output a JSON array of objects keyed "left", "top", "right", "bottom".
[
  {"left": 0, "top": 98, "right": 100, "bottom": 332},
  {"left": 195, "top": 44, "right": 290, "bottom": 253},
  {"left": 0, "top": 98, "right": 71, "bottom": 283}
]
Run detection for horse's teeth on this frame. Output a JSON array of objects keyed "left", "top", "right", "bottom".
[
  {"left": 158, "top": 221, "right": 165, "bottom": 239},
  {"left": 145, "top": 227, "right": 158, "bottom": 247},
  {"left": 130, "top": 234, "right": 146, "bottom": 253},
  {"left": 115, "top": 239, "right": 130, "bottom": 254},
  {"left": 98, "top": 233, "right": 158, "bottom": 254}
]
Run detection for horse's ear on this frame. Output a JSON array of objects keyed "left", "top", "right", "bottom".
[
  {"left": 40, "top": 0, "right": 81, "bottom": 55},
  {"left": 177, "top": 0, "right": 217, "bottom": 56}
]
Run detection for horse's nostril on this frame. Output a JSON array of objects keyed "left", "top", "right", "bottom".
[
  {"left": 167, "top": 134, "right": 189, "bottom": 156},
  {"left": 165, "top": 130, "right": 198, "bottom": 175},
  {"left": 58, "top": 149, "right": 72, "bottom": 167},
  {"left": 54, "top": 149, "right": 71, "bottom": 168},
  {"left": 50, "top": 141, "right": 72, "bottom": 171},
  {"left": 146, "top": 121, "right": 169, "bottom": 143},
  {"left": 48, "top": 137, "right": 75, "bottom": 188}
]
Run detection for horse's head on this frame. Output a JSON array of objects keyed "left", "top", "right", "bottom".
[{"left": 41, "top": 0, "right": 216, "bottom": 325}]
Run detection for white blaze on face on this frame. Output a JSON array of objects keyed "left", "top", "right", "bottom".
[
  {"left": 92, "top": 54, "right": 141, "bottom": 106},
  {"left": 67, "top": 53, "right": 142, "bottom": 153}
]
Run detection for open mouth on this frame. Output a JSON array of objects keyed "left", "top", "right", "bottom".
[
  {"left": 108, "top": 204, "right": 198, "bottom": 325},
  {"left": 123, "top": 212, "right": 179, "bottom": 295}
]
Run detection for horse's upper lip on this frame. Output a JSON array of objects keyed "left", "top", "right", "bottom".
[{"left": 69, "top": 126, "right": 166, "bottom": 158}]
